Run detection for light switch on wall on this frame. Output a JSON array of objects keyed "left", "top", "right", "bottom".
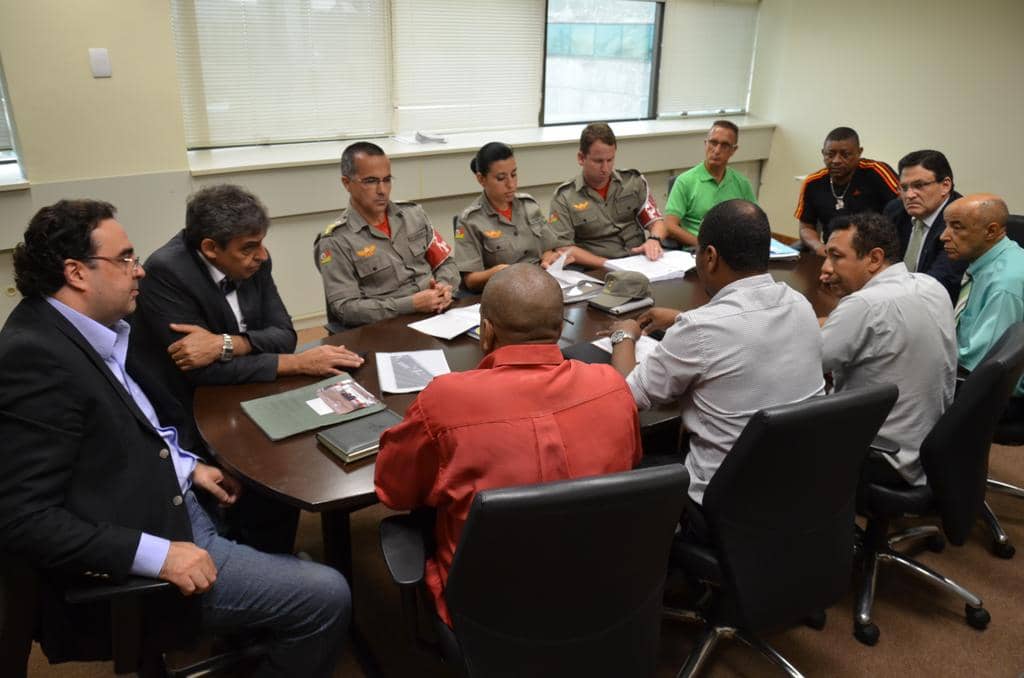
[{"left": 88, "top": 48, "right": 112, "bottom": 78}]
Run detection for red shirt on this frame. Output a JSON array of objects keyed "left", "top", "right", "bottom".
[{"left": 374, "top": 344, "right": 642, "bottom": 626}]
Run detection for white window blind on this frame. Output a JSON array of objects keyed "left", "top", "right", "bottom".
[
  {"left": 390, "top": 0, "right": 544, "bottom": 134},
  {"left": 657, "top": 0, "right": 759, "bottom": 116},
  {"left": 171, "top": 0, "right": 392, "bottom": 149},
  {"left": 0, "top": 73, "right": 12, "bottom": 152}
]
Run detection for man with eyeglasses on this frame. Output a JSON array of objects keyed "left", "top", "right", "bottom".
[
  {"left": 662, "top": 120, "right": 757, "bottom": 248},
  {"left": 0, "top": 200, "right": 351, "bottom": 676},
  {"left": 882, "top": 150, "right": 966, "bottom": 302},
  {"left": 315, "top": 141, "right": 461, "bottom": 328},
  {"left": 796, "top": 127, "right": 899, "bottom": 256},
  {"left": 133, "top": 184, "right": 363, "bottom": 553}
]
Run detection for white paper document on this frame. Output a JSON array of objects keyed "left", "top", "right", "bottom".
[
  {"left": 305, "top": 398, "right": 334, "bottom": 416},
  {"left": 604, "top": 250, "right": 696, "bottom": 282},
  {"left": 376, "top": 350, "right": 451, "bottom": 393},
  {"left": 545, "top": 252, "right": 604, "bottom": 301},
  {"left": 408, "top": 304, "right": 481, "bottom": 340},
  {"left": 592, "top": 335, "right": 661, "bottom": 364}
]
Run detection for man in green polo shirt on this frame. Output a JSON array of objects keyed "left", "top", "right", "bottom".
[{"left": 664, "top": 120, "right": 757, "bottom": 247}]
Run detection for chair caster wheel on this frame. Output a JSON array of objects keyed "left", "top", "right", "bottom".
[
  {"left": 854, "top": 621, "right": 879, "bottom": 646},
  {"left": 992, "top": 540, "right": 1015, "bottom": 559},
  {"left": 804, "top": 610, "right": 826, "bottom": 630},
  {"left": 926, "top": 535, "right": 946, "bottom": 553},
  {"left": 966, "top": 605, "right": 990, "bottom": 630}
]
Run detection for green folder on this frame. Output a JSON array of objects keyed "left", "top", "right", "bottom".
[{"left": 240, "top": 373, "right": 386, "bottom": 441}]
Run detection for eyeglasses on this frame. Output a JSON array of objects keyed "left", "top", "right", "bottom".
[
  {"left": 356, "top": 176, "right": 393, "bottom": 187},
  {"left": 899, "top": 180, "right": 938, "bottom": 194},
  {"left": 86, "top": 255, "right": 142, "bottom": 272},
  {"left": 705, "top": 140, "right": 735, "bottom": 150}
]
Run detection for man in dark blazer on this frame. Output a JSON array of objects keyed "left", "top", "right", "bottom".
[
  {"left": 0, "top": 200, "right": 349, "bottom": 674},
  {"left": 132, "top": 184, "right": 363, "bottom": 552},
  {"left": 883, "top": 149, "right": 967, "bottom": 303}
]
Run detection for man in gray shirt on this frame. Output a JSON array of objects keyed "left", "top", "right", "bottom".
[
  {"left": 819, "top": 212, "right": 957, "bottom": 487},
  {"left": 609, "top": 199, "right": 826, "bottom": 510}
]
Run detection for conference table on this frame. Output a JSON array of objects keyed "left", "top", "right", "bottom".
[{"left": 193, "top": 246, "right": 834, "bottom": 583}]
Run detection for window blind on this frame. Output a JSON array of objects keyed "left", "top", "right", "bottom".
[
  {"left": 171, "top": 0, "right": 392, "bottom": 149},
  {"left": 0, "top": 74, "right": 12, "bottom": 152},
  {"left": 390, "top": 0, "right": 544, "bottom": 134},
  {"left": 657, "top": 0, "right": 759, "bottom": 116}
]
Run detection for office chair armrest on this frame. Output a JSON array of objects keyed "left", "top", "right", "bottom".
[
  {"left": 380, "top": 514, "right": 427, "bottom": 587},
  {"left": 868, "top": 436, "right": 900, "bottom": 457},
  {"left": 65, "top": 576, "right": 174, "bottom": 605}
]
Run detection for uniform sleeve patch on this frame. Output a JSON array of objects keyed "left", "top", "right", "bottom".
[
  {"left": 318, "top": 249, "right": 333, "bottom": 266},
  {"left": 454, "top": 226, "right": 465, "bottom": 239},
  {"left": 548, "top": 213, "right": 559, "bottom": 223}
]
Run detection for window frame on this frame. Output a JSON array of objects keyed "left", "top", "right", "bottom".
[{"left": 539, "top": 0, "right": 665, "bottom": 128}]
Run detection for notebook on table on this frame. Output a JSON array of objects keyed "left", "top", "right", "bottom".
[{"left": 315, "top": 409, "right": 404, "bottom": 463}]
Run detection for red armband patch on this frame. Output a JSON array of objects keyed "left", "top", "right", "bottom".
[
  {"left": 636, "top": 192, "right": 663, "bottom": 227},
  {"left": 425, "top": 228, "right": 453, "bottom": 270}
]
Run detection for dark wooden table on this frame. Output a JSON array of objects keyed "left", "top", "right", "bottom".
[{"left": 194, "top": 250, "right": 832, "bottom": 578}]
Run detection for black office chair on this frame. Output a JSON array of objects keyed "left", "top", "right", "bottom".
[
  {"left": 1004, "top": 213, "right": 1024, "bottom": 247},
  {"left": 853, "top": 322, "right": 1024, "bottom": 645},
  {"left": 665, "top": 384, "right": 897, "bottom": 677},
  {"left": 976, "top": 322, "right": 1024, "bottom": 559},
  {"left": 380, "top": 464, "right": 689, "bottom": 678},
  {"left": 1, "top": 557, "right": 265, "bottom": 677}
]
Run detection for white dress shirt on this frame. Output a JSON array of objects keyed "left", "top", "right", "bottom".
[
  {"left": 627, "top": 273, "right": 826, "bottom": 503},
  {"left": 908, "top": 196, "right": 951, "bottom": 271},
  {"left": 199, "top": 253, "right": 247, "bottom": 333},
  {"left": 822, "top": 263, "right": 956, "bottom": 486}
]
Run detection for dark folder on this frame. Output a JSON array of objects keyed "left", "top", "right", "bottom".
[{"left": 315, "top": 409, "right": 403, "bottom": 463}]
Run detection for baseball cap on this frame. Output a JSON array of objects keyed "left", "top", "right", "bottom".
[{"left": 590, "top": 271, "right": 651, "bottom": 308}]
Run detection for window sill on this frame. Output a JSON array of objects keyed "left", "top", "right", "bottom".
[
  {"left": 0, "top": 163, "right": 28, "bottom": 192},
  {"left": 187, "top": 115, "right": 776, "bottom": 177}
]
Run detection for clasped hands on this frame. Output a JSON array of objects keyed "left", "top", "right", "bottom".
[{"left": 412, "top": 279, "right": 454, "bottom": 314}]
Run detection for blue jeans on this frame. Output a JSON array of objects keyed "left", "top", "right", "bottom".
[{"left": 186, "top": 491, "right": 351, "bottom": 677}]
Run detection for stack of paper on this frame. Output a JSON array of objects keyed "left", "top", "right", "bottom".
[
  {"left": 769, "top": 238, "right": 800, "bottom": 260},
  {"left": 408, "top": 304, "right": 481, "bottom": 340},
  {"left": 603, "top": 250, "right": 696, "bottom": 282}
]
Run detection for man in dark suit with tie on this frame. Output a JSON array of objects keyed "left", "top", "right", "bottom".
[
  {"left": 132, "top": 184, "right": 364, "bottom": 552},
  {"left": 0, "top": 200, "right": 350, "bottom": 674},
  {"left": 882, "top": 150, "right": 967, "bottom": 303}
]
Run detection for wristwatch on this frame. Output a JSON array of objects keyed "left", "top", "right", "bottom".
[
  {"left": 219, "top": 333, "right": 234, "bottom": 362},
  {"left": 646, "top": 234, "right": 662, "bottom": 242},
  {"left": 609, "top": 329, "right": 637, "bottom": 346}
]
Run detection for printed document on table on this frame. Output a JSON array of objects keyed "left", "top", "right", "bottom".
[
  {"left": 408, "top": 304, "right": 481, "bottom": 340},
  {"left": 603, "top": 250, "right": 696, "bottom": 282},
  {"left": 592, "top": 335, "right": 661, "bottom": 363},
  {"left": 376, "top": 350, "right": 451, "bottom": 393},
  {"left": 769, "top": 238, "right": 800, "bottom": 260}
]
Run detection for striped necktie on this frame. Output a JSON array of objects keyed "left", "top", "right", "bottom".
[
  {"left": 904, "top": 218, "right": 926, "bottom": 273},
  {"left": 954, "top": 272, "right": 973, "bottom": 325}
]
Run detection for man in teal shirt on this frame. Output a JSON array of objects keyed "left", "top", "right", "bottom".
[
  {"left": 941, "top": 193, "right": 1024, "bottom": 400},
  {"left": 664, "top": 120, "right": 757, "bottom": 247}
]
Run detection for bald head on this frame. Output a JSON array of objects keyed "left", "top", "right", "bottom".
[
  {"left": 480, "top": 264, "right": 563, "bottom": 349},
  {"left": 941, "top": 193, "right": 1010, "bottom": 262}
]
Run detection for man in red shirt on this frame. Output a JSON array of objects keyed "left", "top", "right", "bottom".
[{"left": 374, "top": 263, "right": 643, "bottom": 626}]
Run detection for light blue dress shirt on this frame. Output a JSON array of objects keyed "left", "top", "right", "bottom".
[
  {"left": 47, "top": 297, "right": 200, "bottom": 577},
  {"left": 956, "top": 237, "right": 1024, "bottom": 396}
]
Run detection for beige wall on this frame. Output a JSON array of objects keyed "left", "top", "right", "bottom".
[
  {"left": 751, "top": 0, "right": 1024, "bottom": 236},
  {"left": 0, "top": 0, "right": 187, "bottom": 182}
]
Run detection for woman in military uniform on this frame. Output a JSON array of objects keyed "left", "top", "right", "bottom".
[{"left": 455, "top": 142, "right": 565, "bottom": 291}]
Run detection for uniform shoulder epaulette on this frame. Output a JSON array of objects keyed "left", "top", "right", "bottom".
[
  {"left": 321, "top": 214, "right": 347, "bottom": 237},
  {"left": 460, "top": 201, "right": 484, "bottom": 219},
  {"left": 516, "top": 192, "right": 539, "bottom": 204},
  {"left": 618, "top": 168, "right": 643, "bottom": 179},
  {"left": 393, "top": 199, "right": 421, "bottom": 209},
  {"left": 553, "top": 178, "right": 576, "bottom": 195}
]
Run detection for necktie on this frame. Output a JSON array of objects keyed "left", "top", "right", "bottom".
[
  {"left": 954, "top": 272, "right": 973, "bottom": 325},
  {"left": 904, "top": 218, "right": 926, "bottom": 273},
  {"left": 219, "top": 278, "right": 237, "bottom": 295}
]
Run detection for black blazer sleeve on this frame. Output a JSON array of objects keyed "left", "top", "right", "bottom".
[{"left": 236, "top": 257, "right": 297, "bottom": 356}]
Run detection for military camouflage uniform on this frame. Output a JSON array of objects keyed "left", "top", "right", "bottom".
[
  {"left": 548, "top": 169, "right": 660, "bottom": 259},
  {"left": 314, "top": 200, "right": 460, "bottom": 327},
  {"left": 454, "top": 192, "right": 563, "bottom": 272}
]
